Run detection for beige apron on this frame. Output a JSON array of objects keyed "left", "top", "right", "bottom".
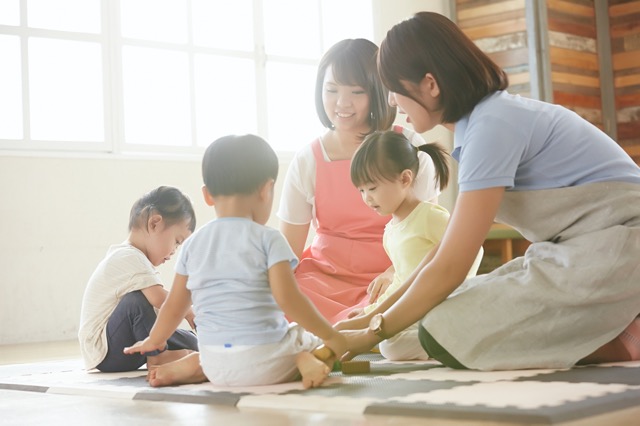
[{"left": 421, "top": 181, "right": 640, "bottom": 370}]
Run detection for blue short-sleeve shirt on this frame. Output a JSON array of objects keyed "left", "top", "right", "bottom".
[{"left": 452, "top": 91, "right": 640, "bottom": 192}]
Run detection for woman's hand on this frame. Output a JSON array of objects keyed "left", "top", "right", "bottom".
[
  {"left": 339, "top": 328, "right": 382, "bottom": 361},
  {"left": 322, "top": 332, "right": 349, "bottom": 360},
  {"left": 368, "top": 267, "right": 394, "bottom": 303}
]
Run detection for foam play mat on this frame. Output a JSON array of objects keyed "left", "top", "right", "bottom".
[{"left": 1, "top": 354, "right": 639, "bottom": 424}]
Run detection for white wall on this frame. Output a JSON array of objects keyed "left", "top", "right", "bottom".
[{"left": 0, "top": 0, "right": 450, "bottom": 345}]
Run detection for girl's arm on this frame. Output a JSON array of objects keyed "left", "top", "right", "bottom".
[
  {"left": 341, "top": 188, "right": 504, "bottom": 354},
  {"left": 124, "top": 273, "right": 193, "bottom": 354},
  {"left": 269, "top": 261, "right": 346, "bottom": 357},
  {"left": 280, "top": 222, "right": 310, "bottom": 260}
]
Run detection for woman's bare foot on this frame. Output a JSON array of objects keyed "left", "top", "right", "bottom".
[
  {"left": 579, "top": 316, "right": 640, "bottom": 364},
  {"left": 296, "top": 351, "right": 331, "bottom": 389},
  {"left": 147, "top": 352, "right": 207, "bottom": 387}
]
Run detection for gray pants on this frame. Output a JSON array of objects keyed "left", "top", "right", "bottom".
[{"left": 96, "top": 290, "right": 198, "bottom": 372}]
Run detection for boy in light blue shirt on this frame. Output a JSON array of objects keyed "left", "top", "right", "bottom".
[{"left": 125, "top": 134, "right": 346, "bottom": 388}]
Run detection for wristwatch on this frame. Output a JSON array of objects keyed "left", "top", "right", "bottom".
[{"left": 369, "top": 313, "right": 386, "bottom": 339}]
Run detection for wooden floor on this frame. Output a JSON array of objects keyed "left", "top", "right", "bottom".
[{"left": 1, "top": 340, "right": 639, "bottom": 426}]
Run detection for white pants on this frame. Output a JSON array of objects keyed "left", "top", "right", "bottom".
[
  {"left": 379, "top": 322, "right": 430, "bottom": 361},
  {"left": 200, "top": 324, "right": 322, "bottom": 386}
]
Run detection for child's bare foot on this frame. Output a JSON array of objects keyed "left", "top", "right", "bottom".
[
  {"left": 296, "top": 351, "right": 331, "bottom": 389},
  {"left": 147, "top": 352, "right": 207, "bottom": 387},
  {"left": 146, "top": 348, "right": 194, "bottom": 370}
]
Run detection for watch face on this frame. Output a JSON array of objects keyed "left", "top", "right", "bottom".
[{"left": 370, "top": 314, "right": 382, "bottom": 330}]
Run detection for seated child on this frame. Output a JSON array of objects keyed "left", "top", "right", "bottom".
[
  {"left": 124, "top": 134, "right": 347, "bottom": 388},
  {"left": 78, "top": 186, "right": 199, "bottom": 372},
  {"left": 342, "top": 130, "right": 482, "bottom": 360}
]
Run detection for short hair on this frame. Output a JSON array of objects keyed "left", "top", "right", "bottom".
[
  {"left": 378, "top": 12, "right": 508, "bottom": 123},
  {"left": 202, "top": 134, "right": 278, "bottom": 196},
  {"left": 351, "top": 130, "right": 450, "bottom": 192},
  {"left": 129, "top": 186, "right": 196, "bottom": 232},
  {"left": 315, "top": 38, "right": 396, "bottom": 134}
]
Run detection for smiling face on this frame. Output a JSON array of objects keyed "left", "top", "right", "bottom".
[
  {"left": 146, "top": 217, "right": 193, "bottom": 266},
  {"left": 322, "top": 66, "right": 371, "bottom": 134}
]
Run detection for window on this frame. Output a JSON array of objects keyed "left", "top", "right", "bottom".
[{"left": 0, "top": 0, "right": 373, "bottom": 154}]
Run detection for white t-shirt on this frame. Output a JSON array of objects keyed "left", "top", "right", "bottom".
[
  {"left": 78, "top": 243, "right": 161, "bottom": 369},
  {"left": 277, "top": 126, "right": 441, "bottom": 226}
]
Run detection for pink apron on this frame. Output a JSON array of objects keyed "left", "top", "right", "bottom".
[{"left": 294, "top": 139, "right": 392, "bottom": 323}]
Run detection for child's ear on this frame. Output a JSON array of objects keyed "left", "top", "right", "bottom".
[
  {"left": 201, "top": 185, "right": 215, "bottom": 206},
  {"left": 401, "top": 169, "right": 413, "bottom": 187},
  {"left": 148, "top": 214, "right": 163, "bottom": 232},
  {"left": 259, "top": 179, "right": 275, "bottom": 200}
]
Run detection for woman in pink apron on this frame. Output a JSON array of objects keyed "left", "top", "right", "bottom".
[{"left": 278, "top": 39, "right": 440, "bottom": 324}]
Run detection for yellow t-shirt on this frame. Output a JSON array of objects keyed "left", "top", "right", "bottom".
[{"left": 365, "top": 202, "right": 482, "bottom": 313}]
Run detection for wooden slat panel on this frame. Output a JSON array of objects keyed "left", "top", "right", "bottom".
[
  {"left": 458, "top": 0, "right": 525, "bottom": 21},
  {"left": 547, "top": 0, "right": 594, "bottom": 18},
  {"left": 553, "top": 91, "right": 602, "bottom": 109},
  {"left": 548, "top": 16, "right": 597, "bottom": 38},
  {"left": 458, "top": 9, "right": 525, "bottom": 30},
  {"left": 616, "top": 92, "right": 640, "bottom": 109},
  {"left": 487, "top": 47, "right": 529, "bottom": 69},
  {"left": 508, "top": 72, "right": 530, "bottom": 86},
  {"left": 613, "top": 50, "right": 640, "bottom": 71},
  {"left": 610, "top": 1, "right": 640, "bottom": 17},
  {"left": 609, "top": 20, "right": 640, "bottom": 39},
  {"left": 549, "top": 46, "right": 599, "bottom": 70},
  {"left": 617, "top": 122, "right": 640, "bottom": 140},
  {"left": 552, "top": 71, "right": 600, "bottom": 88},
  {"left": 615, "top": 73, "right": 640, "bottom": 88},
  {"left": 461, "top": 17, "right": 527, "bottom": 39}
]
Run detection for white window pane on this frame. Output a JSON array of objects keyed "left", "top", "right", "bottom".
[
  {"left": 192, "top": 0, "right": 253, "bottom": 51},
  {"left": 29, "top": 38, "right": 103, "bottom": 141},
  {"left": 194, "top": 55, "right": 256, "bottom": 147},
  {"left": 27, "top": 0, "right": 100, "bottom": 33},
  {"left": 122, "top": 46, "right": 191, "bottom": 146},
  {"left": 0, "top": 0, "right": 20, "bottom": 26},
  {"left": 121, "top": 0, "right": 188, "bottom": 43},
  {"left": 321, "top": 0, "right": 374, "bottom": 49},
  {"left": 266, "top": 62, "right": 322, "bottom": 151},
  {"left": 263, "top": 0, "right": 321, "bottom": 58},
  {"left": 0, "top": 35, "right": 22, "bottom": 139}
]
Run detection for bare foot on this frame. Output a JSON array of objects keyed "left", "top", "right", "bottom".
[
  {"left": 147, "top": 352, "right": 207, "bottom": 387},
  {"left": 146, "top": 349, "right": 194, "bottom": 369},
  {"left": 296, "top": 351, "right": 331, "bottom": 389}
]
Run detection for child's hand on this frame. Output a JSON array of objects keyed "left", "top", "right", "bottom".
[
  {"left": 123, "top": 338, "right": 167, "bottom": 355},
  {"left": 334, "top": 313, "right": 371, "bottom": 331},
  {"left": 367, "top": 270, "right": 393, "bottom": 303},
  {"left": 323, "top": 332, "right": 348, "bottom": 360},
  {"left": 347, "top": 308, "right": 364, "bottom": 319}
]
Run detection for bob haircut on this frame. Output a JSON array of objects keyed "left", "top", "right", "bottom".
[
  {"left": 128, "top": 186, "right": 196, "bottom": 233},
  {"left": 378, "top": 12, "right": 508, "bottom": 124},
  {"left": 202, "top": 134, "right": 278, "bottom": 196},
  {"left": 315, "top": 38, "right": 396, "bottom": 135}
]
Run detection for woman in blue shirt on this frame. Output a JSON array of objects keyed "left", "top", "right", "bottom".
[{"left": 338, "top": 11, "right": 640, "bottom": 370}]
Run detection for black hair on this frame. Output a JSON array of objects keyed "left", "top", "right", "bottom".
[
  {"left": 128, "top": 186, "right": 196, "bottom": 232},
  {"left": 378, "top": 12, "right": 508, "bottom": 123},
  {"left": 202, "top": 134, "right": 278, "bottom": 196},
  {"left": 351, "top": 130, "right": 449, "bottom": 192},
  {"left": 315, "top": 38, "right": 396, "bottom": 135}
]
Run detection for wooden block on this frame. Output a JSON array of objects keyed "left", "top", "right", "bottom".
[{"left": 341, "top": 360, "right": 370, "bottom": 374}]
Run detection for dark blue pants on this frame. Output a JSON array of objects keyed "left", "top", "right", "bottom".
[{"left": 96, "top": 290, "right": 198, "bottom": 372}]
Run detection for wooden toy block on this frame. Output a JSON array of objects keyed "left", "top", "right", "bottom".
[{"left": 341, "top": 360, "right": 370, "bottom": 374}]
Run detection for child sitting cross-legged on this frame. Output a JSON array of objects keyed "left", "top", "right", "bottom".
[{"left": 124, "top": 134, "right": 346, "bottom": 388}]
